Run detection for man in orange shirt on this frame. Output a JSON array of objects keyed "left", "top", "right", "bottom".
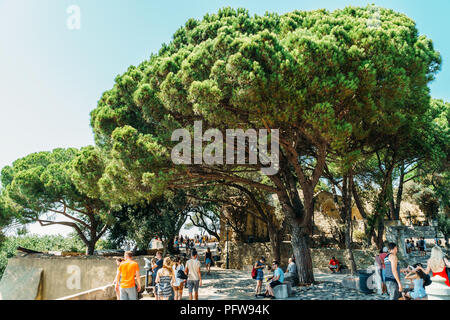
[{"left": 115, "top": 251, "right": 141, "bottom": 300}]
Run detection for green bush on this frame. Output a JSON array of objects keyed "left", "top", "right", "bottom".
[
  {"left": 0, "top": 234, "right": 86, "bottom": 281},
  {"left": 353, "top": 230, "right": 366, "bottom": 243}
]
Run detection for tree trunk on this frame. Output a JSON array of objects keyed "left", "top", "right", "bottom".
[
  {"left": 268, "top": 225, "right": 282, "bottom": 263},
  {"left": 166, "top": 234, "right": 176, "bottom": 254},
  {"left": 344, "top": 174, "right": 357, "bottom": 274},
  {"left": 376, "top": 219, "right": 385, "bottom": 250},
  {"left": 365, "top": 226, "right": 373, "bottom": 247},
  {"left": 393, "top": 166, "right": 405, "bottom": 221},
  {"left": 290, "top": 221, "right": 314, "bottom": 284},
  {"left": 85, "top": 224, "right": 98, "bottom": 255},
  {"left": 86, "top": 240, "right": 96, "bottom": 255}
]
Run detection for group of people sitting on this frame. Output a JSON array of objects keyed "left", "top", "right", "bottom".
[
  {"left": 253, "top": 257, "right": 298, "bottom": 299},
  {"left": 375, "top": 243, "right": 449, "bottom": 300}
]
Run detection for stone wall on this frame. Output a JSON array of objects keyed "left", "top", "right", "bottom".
[
  {"left": 0, "top": 253, "right": 148, "bottom": 300},
  {"left": 225, "top": 241, "right": 377, "bottom": 271}
]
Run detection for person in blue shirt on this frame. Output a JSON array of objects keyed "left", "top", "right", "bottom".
[
  {"left": 151, "top": 251, "right": 163, "bottom": 300},
  {"left": 264, "top": 260, "right": 284, "bottom": 299},
  {"left": 402, "top": 267, "right": 428, "bottom": 300}
]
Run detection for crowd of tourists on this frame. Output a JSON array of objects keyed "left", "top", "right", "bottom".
[
  {"left": 253, "top": 240, "right": 449, "bottom": 301},
  {"left": 405, "top": 237, "right": 429, "bottom": 256},
  {"left": 374, "top": 242, "right": 449, "bottom": 300},
  {"left": 112, "top": 235, "right": 449, "bottom": 301},
  {"left": 113, "top": 247, "right": 205, "bottom": 300},
  {"left": 175, "top": 235, "right": 213, "bottom": 250}
]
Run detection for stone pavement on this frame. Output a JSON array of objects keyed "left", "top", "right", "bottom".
[
  {"left": 142, "top": 267, "right": 390, "bottom": 300},
  {"left": 142, "top": 243, "right": 436, "bottom": 300}
]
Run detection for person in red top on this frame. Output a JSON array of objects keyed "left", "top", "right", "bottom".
[
  {"left": 114, "top": 251, "right": 141, "bottom": 300},
  {"left": 328, "top": 256, "right": 341, "bottom": 273},
  {"left": 375, "top": 247, "right": 388, "bottom": 294},
  {"left": 416, "top": 246, "right": 450, "bottom": 287}
]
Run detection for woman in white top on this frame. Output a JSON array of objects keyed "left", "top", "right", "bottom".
[{"left": 172, "top": 256, "right": 186, "bottom": 300}]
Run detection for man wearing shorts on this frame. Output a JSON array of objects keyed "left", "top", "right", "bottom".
[
  {"left": 185, "top": 250, "right": 202, "bottom": 300},
  {"left": 114, "top": 251, "right": 141, "bottom": 300},
  {"left": 265, "top": 261, "right": 284, "bottom": 299}
]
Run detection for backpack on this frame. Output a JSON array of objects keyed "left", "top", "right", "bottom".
[
  {"left": 177, "top": 268, "right": 188, "bottom": 280},
  {"left": 251, "top": 266, "right": 257, "bottom": 279}
]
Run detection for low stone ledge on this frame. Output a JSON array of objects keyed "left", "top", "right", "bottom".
[
  {"left": 57, "top": 275, "right": 146, "bottom": 300},
  {"left": 341, "top": 276, "right": 360, "bottom": 291}
]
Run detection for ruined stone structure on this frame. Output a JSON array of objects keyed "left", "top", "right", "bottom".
[
  {"left": 314, "top": 190, "right": 364, "bottom": 220},
  {"left": 385, "top": 222, "right": 443, "bottom": 265},
  {"left": 220, "top": 190, "right": 365, "bottom": 244},
  {"left": 223, "top": 240, "right": 378, "bottom": 270}
]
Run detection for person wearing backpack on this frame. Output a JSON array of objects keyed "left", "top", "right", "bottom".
[
  {"left": 384, "top": 243, "right": 403, "bottom": 300},
  {"left": 376, "top": 247, "right": 388, "bottom": 294},
  {"left": 253, "top": 257, "right": 266, "bottom": 298},
  {"left": 172, "top": 256, "right": 187, "bottom": 300}
]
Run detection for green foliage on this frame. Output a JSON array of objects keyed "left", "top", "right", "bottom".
[
  {"left": 0, "top": 234, "right": 85, "bottom": 280},
  {"left": 353, "top": 229, "right": 366, "bottom": 243},
  {"left": 89, "top": 6, "right": 441, "bottom": 205},
  {"left": 107, "top": 190, "right": 193, "bottom": 252},
  {"left": 413, "top": 99, "right": 450, "bottom": 213},
  {"left": 407, "top": 182, "right": 441, "bottom": 221},
  {"left": 437, "top": 213, "right": 450, "bottom": 241},
  {"left": 0, "top": 148, "right": 111, "bottom": 254}
]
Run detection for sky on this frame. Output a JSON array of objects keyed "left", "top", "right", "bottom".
[{"left": 1, "top": 0, "right": 449, "bottom": 236}]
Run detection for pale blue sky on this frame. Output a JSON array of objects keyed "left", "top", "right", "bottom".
[{"left": 1, "top": 0, "right": 449, "bottom": 235}]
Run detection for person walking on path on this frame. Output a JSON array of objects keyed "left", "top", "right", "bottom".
[
  {"left": 155, "top": 257, "right": 175, "bottom": 300},
  {"left": 113, "top": 257, "right": 124, "bottom": 300},
  {"left": 384, "top": 243, "right": 405, "bottom": 300},
  {"left": 152, "top": 251, "right": 163, "bottom": 300},
  {"left": 205, "top": 247, "right": 213, "bottom": 275},
  {"left": 254, "top": 257, "right": 266, "bottom": 297},
  {"left": 185, "top": 250, "right": 202, "bottom": 300},
  {"left": 375, "top": 248, "right": 388, "bottom": 294},
  {"left": 172, "top": 256, "right": 186, "bottom": 300},
  {"left": 114, "top": 251, "right": 141, "bottom": 300},
  {"left": 418, "top": 237, "right": 426, "bottom": 257}
]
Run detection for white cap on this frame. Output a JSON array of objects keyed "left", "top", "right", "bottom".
[{"left": 382, "top": 247, "right": 388, "bottom": 253}]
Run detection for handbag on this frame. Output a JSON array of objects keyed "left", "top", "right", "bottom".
[
  {"left": 444, "top": 259, "right": 450, "bottom": 280},
  {"left": 177, "top": 268, "right": 188, "bottom": 280}
]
